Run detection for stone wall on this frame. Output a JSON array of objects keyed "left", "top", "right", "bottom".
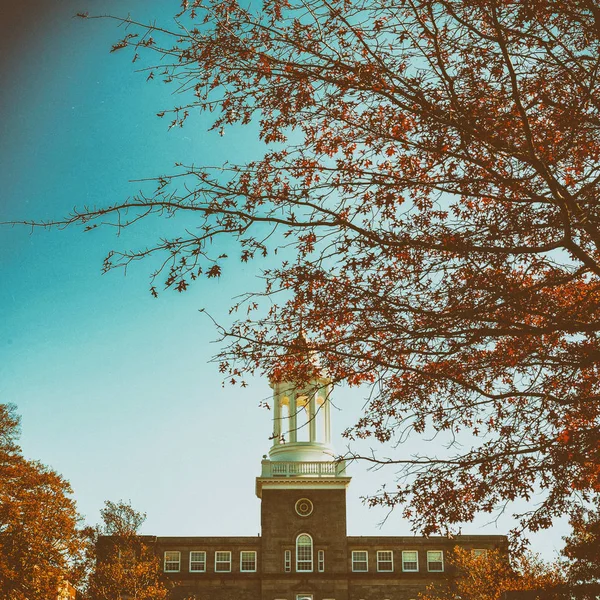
[{"left": 260, "top": 488, "right": 348, "bottom": 575}]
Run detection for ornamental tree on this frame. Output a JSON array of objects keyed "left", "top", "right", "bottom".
[
  {"left": 0, "top": 404, "right": 87, "bottom": 600},
  {"left": 25, "top": 0, "right": 600, "bottom": 540}
]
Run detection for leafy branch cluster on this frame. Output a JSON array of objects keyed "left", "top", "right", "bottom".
[{"left": 31, "top": 0, "right": 600, "bottom": 541}]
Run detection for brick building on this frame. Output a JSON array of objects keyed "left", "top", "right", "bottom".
[{"left": 138, "top": 370, "right": 506, "bottom": 600}]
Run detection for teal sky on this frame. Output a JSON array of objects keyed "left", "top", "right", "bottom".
[{"left": 0, "top": 0, "right": 568, "bottom": 558}]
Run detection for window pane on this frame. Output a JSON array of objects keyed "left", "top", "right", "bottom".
[
  {"left": 427, "top": 550, "right": 444, "bottom": 572},
  {"left": 352, "top": 551, "right": 368, "bottom": 572},
  {"left": 215, "top": 551, "right": 231, "bottom": 572},
  {"left": 296, "top": 534, "right": 313, "bottom": 572},
  {"left": 164, "top": 551, "right": 180, "bottom": 572},
  {"left": 402, "top": 551, "right": 418, "bottom": 572},
  {"left": 377, "top": 550, "right": 393, "bottom": 572},
  {"left": 241, "top": 551, "right": 256, "bottom": 572},
  {"left": 285, "top": 549, "right": 291, "bottom": 572},
  {"left": 190, "top": 551, "right": 206, "bottom": 572}
]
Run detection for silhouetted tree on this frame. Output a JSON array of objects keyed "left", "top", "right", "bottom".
[{"left": 88, "top": 500, "right": 168, "bottom": 600}]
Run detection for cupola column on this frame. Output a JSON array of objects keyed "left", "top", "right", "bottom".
[
  {"left": 273, "top": 388, "right": 281, "bottom": 441},
  {"left": 325, "top": 390, "right": 331, "bottom": 444},
  {"left": 324, "top": 382, "right": 332, "bottom": 444},
  {"left": 267, "top": 377, "right": 335, "bottom": 462},
  {"left": 289, "top": 390, "right": 297, "bottom": 443},
  {"left": 309, "top": 391, "right": 317, "bottom": 442}
]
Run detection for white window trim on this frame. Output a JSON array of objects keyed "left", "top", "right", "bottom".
[
  {"left": 163, "top": 550, "right": 181, "bottom": 573},
  {"left": 376, "top": 550, "right": 394, "bottom": 572},
  {"left": 296, "top": 595, "right": 313, "bottom": 600},
  {"left": 240, "top": 550, "right": 257, "bottom": 573},
  {"left": 427, "top": 550, "right": 444, "bottom": 572},
  {"left": 214, "top": 550, "right": 232, "bottom": 572},
  {"left": 296, "top": 533, "right": 313, "bottom": 573},
  {"left": 318, "top": 549, "right": 325, "bottom": 572},
  {"left": 351, "top": 550, "right": 369, "bottom": 572},
  {"left": 401, "top": 550, "right": 419, "bottom": 572},
  {"left": 284, "top": 549, "right": 292, "bottom": 572},
  {"left": 189, "top": 550, "right": 206, "bottom": 572}
]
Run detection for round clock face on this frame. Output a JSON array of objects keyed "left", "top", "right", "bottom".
[{"left": 295, "top": 498, "right": 314, "bottom": 517}]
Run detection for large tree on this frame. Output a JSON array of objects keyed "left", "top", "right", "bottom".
[
  {"left": 0, "top": 404, "right": 87, "bottom": 600},
  {"left": 29, "top": 0, "right": 600, "bottom": 540}
]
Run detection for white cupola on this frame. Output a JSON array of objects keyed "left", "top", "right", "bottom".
[
  {"left": 256, "top": 333, "right": 349, "bottom": 496},
  {"left": 269, "top": 374, "right": 334, "bottom": 462},
  {"left": 267, "top": 332, "right": 334, "bottom": 462}
]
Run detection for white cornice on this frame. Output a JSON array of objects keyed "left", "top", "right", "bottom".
[{"left": 255, "top": 476, "right": 352, "bottom": 498}]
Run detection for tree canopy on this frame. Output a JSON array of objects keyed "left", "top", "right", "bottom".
[
  {"left": 0, "top": 404, "right": 87, "bottom": 600},
  {"left": 27, "top": 0, "right": 600, "bottom": 542}
]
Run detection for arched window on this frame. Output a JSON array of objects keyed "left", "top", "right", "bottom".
[{"left": 296, "top": 533, "right": 313, "bottom": 572}]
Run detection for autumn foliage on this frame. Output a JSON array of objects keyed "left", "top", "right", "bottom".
[
  {"left": 88, "top": 500, "right": 169, "bottom": 600},
  {"left": 419, "top": 547, "right": 565, "bottom": 600},
  {"left": 0, "top": 404, "right": 87, "bottom": 600},
  {"left": 39, "top": 0, "right": 600, "bottom": 541},
  {"left": 562, "top": 495, "right": 600, "bottom": 596}
]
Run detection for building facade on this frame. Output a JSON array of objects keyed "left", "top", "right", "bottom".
[{"left": 142, "top": 371, "right": 506, "bottom": 600}]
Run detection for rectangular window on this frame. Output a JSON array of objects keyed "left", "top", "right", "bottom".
[
  {"left": 284, "top": 549, "right": 291, "bottom": 572},
  {"left": 240, "top": 551, "right": 257, "bottom": 572},
  {"left": 296, "top": 595, "right": 313, "bottom": 600},
  {"left": 473, "top": 548, "right": 488, "bottom": 558},
  {"left": 402, "top": 550, "right": 418, "bottom": 572},
  {"left": 352, "top": 550, "right": 368, "bottom": 572},
  {"left": 427, "top": 550, "right": 444, "bottom": 572},
  {"left": 215, "top": 551, "right": 232, "bottom": 572},
  {"left": 164, "top": 550, "right": 180, "bottom": 572},
  {"left": 318, "top": 550, "right": 325, "bottom": 572},
  {"left": 377, "top": 550, "right": 393, "bottom": 572},
  {"left": 296, "top": 540, "right": 313, "bottom": 572},
  {"left": 189, "top": 551, "right": 206, "bottom": 572}
]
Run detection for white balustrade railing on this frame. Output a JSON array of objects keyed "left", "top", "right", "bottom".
[{"left": 261, "top": 460, "right": 347, "bottom": 478}]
